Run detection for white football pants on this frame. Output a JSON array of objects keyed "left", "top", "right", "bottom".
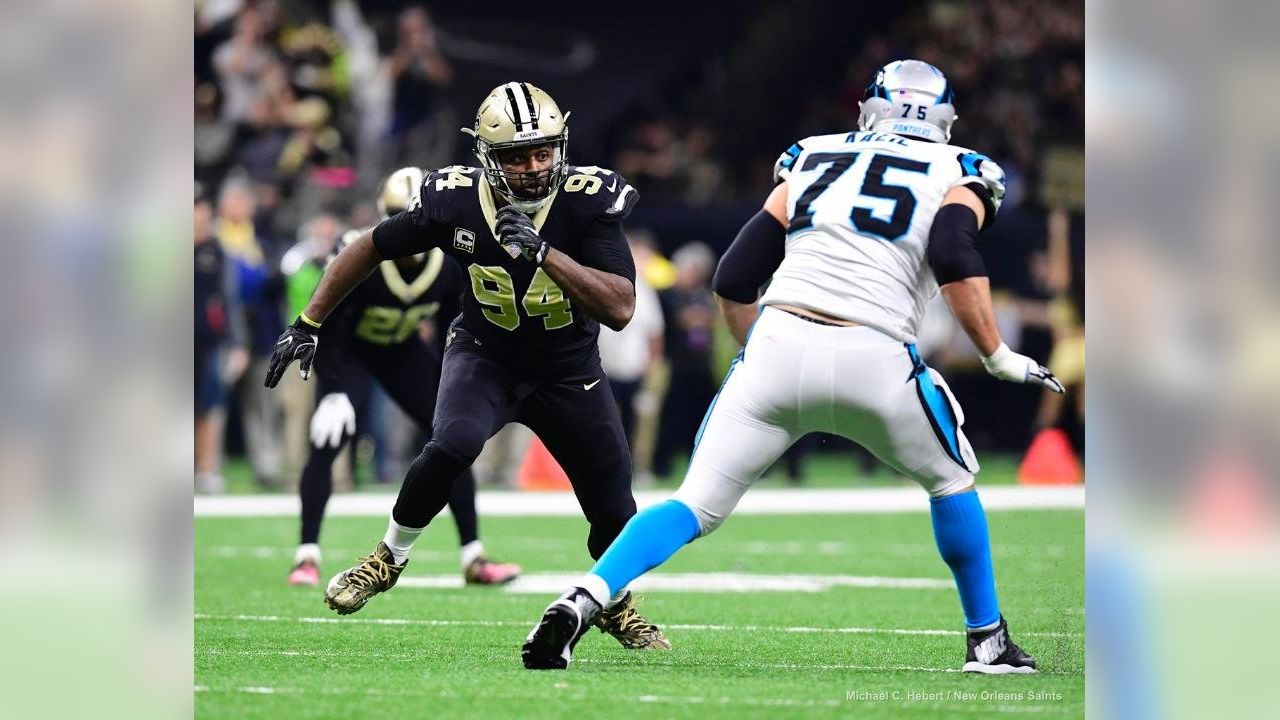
[{"left": 673, "top": 307, "right": 978, "bottom": 534}]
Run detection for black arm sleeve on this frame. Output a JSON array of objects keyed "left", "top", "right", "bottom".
[
  {"left": 578, "top": 219, "right": 636, "bottom": 284},
  {"left": 371, "top": 211, "right": 438, "bottom": 260},
  {"left": 926, "top": 203, "right": 987, "bottom": 285},
  {"left": 711, "top": 210, "right": 787, "bottom": 303}
]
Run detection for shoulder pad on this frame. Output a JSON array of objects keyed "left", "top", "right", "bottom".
[
  {"left": 416, "top": 166, "right": 482, "bottom": 225},
  {"left": 952, "top": 152, "right": 1006, "bottom": 219},
  {"left": 562, "top": 165, "right": 638, "bottom": 222},
  {"left": 773, "top": 141, "right": 805, "bottom": 183}
]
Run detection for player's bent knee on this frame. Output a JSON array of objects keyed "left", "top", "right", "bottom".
[
  {"left": 927, "top": 474, "right": 976, "bottom": 499},
  {"left": 404, "top": 440, "right": 467, "bottom": 482},
  {"left": 668, "top": 495, "right": 725, "bottom": 537},
  {"left": 430, "top": 421, "right": 488, "bottom": 464}
]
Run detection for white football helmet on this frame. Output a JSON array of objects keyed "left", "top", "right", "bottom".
[
  {"left": 377, "top": 166, "right": 426, "bottom": 219},
  {"left": 857, "top": 60, "right": 957, "bottom": 143}
]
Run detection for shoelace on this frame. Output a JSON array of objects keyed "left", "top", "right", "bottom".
[
  {"left": 346, "top": 553, "right": 394, "bottom": 589},
  {"left": 615, "top": 607, "right": 657, "bottom": 635},
  {"left": 603, "top": 597, "right": 658, "bottom": 635}
]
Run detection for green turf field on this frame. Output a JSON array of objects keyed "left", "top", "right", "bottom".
[
  {"left": 195, "top": 506, "right": 1083, "bottom": 718},
  {"left": 218, "top": 451, "right": 1026, "bottom": 494}
]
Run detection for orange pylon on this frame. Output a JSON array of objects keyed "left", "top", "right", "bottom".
[
  {"left": 1017, "top": 428, "right": 1083, "bottom": 485},
  {"left": 516, "top": 436, "right": 572, "bottom": 490}
]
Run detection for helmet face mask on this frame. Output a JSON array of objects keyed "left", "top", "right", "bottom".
[
  {"left": 481, "top": 139, "right": 567, "bottom": 210},
  {"left": 463, "top": 82, "right": 570, "bottom": 213},
  {"left": 857, "top": 60, "right": 957, "bottom": 143}
]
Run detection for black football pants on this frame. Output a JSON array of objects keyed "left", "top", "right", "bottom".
[{"left": 391, "top": 327, "right": 636, "bottom": 559}]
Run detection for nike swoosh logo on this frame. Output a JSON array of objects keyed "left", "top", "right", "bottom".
[
  {"left": 277, "top": 336, "right": 293, "bottom": 348},
  {"left": 606, "top": 179, "right": 617, "bottom": 192},
  {"left": 583, "top": 379, "right": 601, "bottom": 391}
]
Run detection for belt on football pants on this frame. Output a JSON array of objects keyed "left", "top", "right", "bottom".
[{"left": 779, "top": 308, "right": 848, "bottom": 327}]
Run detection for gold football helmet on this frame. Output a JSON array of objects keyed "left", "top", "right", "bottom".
[
  {"left": 461, "top": 82, "right": 569, "bottom": 213},
  {"left": 377, "top": 166, "right": 426, "bottom": 218}
]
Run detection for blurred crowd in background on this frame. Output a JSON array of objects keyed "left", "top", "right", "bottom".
[{"left": 194, "top": 0, "right": 1084, "bottom": 493}]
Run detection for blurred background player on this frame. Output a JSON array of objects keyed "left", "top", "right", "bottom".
[
  {"left": 651, "top": 242, "right": 717, "bottom": 480},
  {"left": 524, "top": 60, "right": 1063, "bottom": 672},
  {"left": 217, "top": 178, "right": 287, "bottom": 488},
  {"left": 287, "top": 167, "right": 520, "bottom": 588},
  {"left": 597, "top": 232, "right": 665, "bottom": 460},
  {"left": 266, "top": 83, "right": 668, "bottom": 651}
]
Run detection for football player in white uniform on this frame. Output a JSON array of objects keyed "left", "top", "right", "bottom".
[{"left": 523, "top": 60, "right": 1062, "bottom": 673}]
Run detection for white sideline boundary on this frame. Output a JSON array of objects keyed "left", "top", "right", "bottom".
[{"left": 195, "top": 485, "right": 1083, "bottom": 517}]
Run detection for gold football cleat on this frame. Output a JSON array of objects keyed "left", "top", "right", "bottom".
[
  {"left": 324, "top": 542, "right": 407, "bottom": 615},
  {"left": 592, "top": 591, "right": 671, "bottom": 650}
]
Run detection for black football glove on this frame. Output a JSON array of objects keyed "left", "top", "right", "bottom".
[
  {"left": 264, "top": 316, "right": 320, "bottom": 388},
  {"left": 495, "top": 205, "right": 548, "bottom": 264}
]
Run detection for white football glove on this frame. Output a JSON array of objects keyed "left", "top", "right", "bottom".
[
  {"left": 310, "top": 393, "right": 356, "bottom": 448},
  {"left": 981, "top": 343, "right": 1066, "bottom": 393}
]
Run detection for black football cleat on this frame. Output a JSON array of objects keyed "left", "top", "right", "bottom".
[
  {"left": 963, "top": 616, "right": 1037, "bottom": 674},
  {"left": 522, "top": 588, "right": 602, "bottom": 670}
]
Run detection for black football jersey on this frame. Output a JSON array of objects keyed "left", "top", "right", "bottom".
[
  {"left": 316, "top": 247, "right": 465, "bottom": 382},
  {"left": 371, "top": 164, "right": 638, "bottom": 378}
]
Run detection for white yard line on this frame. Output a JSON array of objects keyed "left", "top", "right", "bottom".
[
  {"left": 394, "top": 571, "right": 954, "bottom": 593},
  {"left": 583, "top": 658, "right": 963, "bottom": 674},
  {"left": 195, "top": 485, "right": 1084, "bottom": 517},
  {"left": 205, "top": 541, "right": 1066, "bottom": 561},
  {"left": 195, "top": 612, "right": 1080, "bottom": 637}
]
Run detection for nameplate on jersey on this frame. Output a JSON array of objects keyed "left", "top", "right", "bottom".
[{"left": 454, "top": 228, "right": 475, "bottom": 253}]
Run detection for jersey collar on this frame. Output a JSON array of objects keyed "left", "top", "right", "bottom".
[{"left": 380, "top": 248, "right": 445, "bottom": 304}]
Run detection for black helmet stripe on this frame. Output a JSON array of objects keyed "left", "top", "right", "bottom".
[
  {"left": 520, "top": 83, "right": 540, "bottom": 130},
  {"left": 503, "top": 84, "right": 529, "bottom": 130}
]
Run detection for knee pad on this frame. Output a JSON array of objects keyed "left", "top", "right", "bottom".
[
  {"left": 405, "top": 440, "right": 467, "bottom": 481},
  {"left": 393, "top": 440, "right": 471, "bottom": 528},
  {"left": 430, "top": 418, "right": 488, "bottom": 464}
]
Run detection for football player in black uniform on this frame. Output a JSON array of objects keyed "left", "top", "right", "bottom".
[
  {"left": 265, "top": 83, "right": 668, "bottom": 650},
  {"left": 287, "top": 168, "right": 521, "bottom": 589}
]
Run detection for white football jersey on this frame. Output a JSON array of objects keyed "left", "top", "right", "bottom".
[{"left": 759, "top": 131, "right": 1005, "bottom": 343}]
